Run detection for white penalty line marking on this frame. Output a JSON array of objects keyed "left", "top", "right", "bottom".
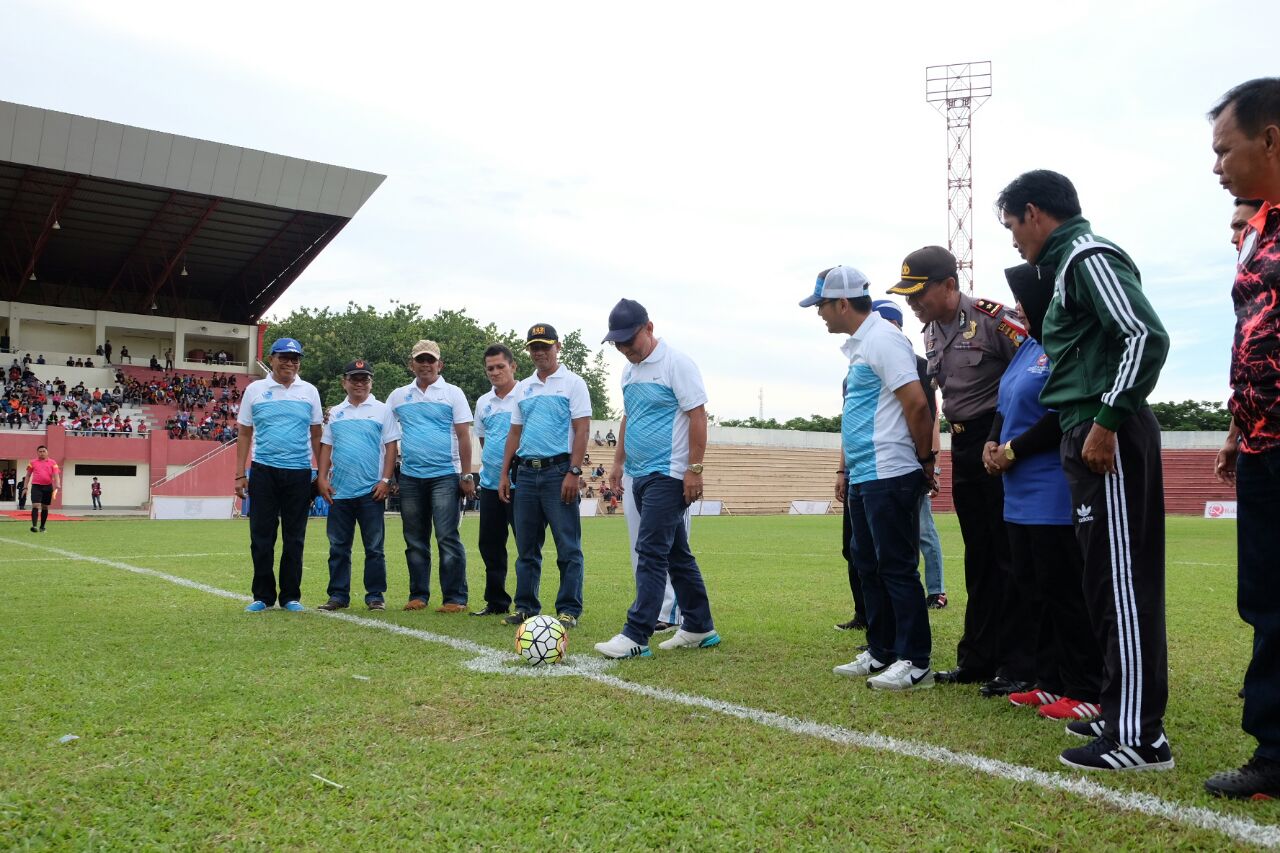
[{"left": 3, "top": 537, "right": 1277, "bottom": 849}]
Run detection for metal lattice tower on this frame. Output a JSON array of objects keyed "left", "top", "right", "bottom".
[{"left": 925, "top": 62, "right": 991, "bottom": 292}]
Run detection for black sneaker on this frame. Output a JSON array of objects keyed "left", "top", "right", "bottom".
[
  {"left": 1065, "top": 719, "right": 1107, "bottom": 740},
  {"left": 834, "top": 616, "right": 867, "bottom": 631},
  {"left": 1059, "top": 734, "right": 1174, "bottom": 772},
  {"left": 1205, "top": 756, "right": 1280, "bottom": 800},
  {"left": 926, "top": 593, "right": 948, "bottom": 610},
  {"left": 367, "top": 600, "right": 386, "bottom": 611},
  {"left": 30, "top": 526, "right": 38, "bottom": 533},
  {"left": 471, "top": 605, "right": 509, "bottom": 617},
  {"left": 979, "top": 677, "right": 1033, "bottom": 698},
  {"left": 501, "top": 611, "right": 528, "bottom": 626},
  {"left": 317, "top": 599, "right": 348, "bottom": 611}
]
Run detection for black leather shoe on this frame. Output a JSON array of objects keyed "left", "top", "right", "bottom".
[
  {"left": 979, "top": 676, "right": 1034, "bottom": 698},
  {"left": 934, "top": 667, "right": 994, "bottom": 685},
  {"left": 471, "top": 604, "right": 510, "bottom": 617}
]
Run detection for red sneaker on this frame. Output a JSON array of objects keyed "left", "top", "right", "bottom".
[
  {"left": 1009, "top": 688, "right": 1062, "bottom": 708},
  {"left": 1038, "top": 697, "right": 1102, "bottom": 721}
]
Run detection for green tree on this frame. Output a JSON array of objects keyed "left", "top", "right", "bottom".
[
  {"left": 1149, "top": 400, "right": 1233, "bottom": 431},
  {"left": 262, "top": 303, "right": 611, "bottom": 416},
  {"left": 718, "top": 414, "right": 841, "bottom": 433}
]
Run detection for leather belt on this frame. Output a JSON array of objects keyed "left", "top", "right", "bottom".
[{"left": 519, "top": 453, "right": 570, "bottom": 469}]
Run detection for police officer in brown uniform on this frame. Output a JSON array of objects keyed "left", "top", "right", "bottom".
[{"left": 887, "top": 246, "right": 1031, "bottom": 693}]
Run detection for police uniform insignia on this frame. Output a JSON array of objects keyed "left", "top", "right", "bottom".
[
  {"left": 902, "top": 263, "right": 911, "bottom": 276},
  {"left": 962, "top": 320, "right": 978, "bottom": 340},
  {"left": 974, "top": 299, "right": 1003, "bottom": 317},
  {"left": 997, "top": 319, "right": 1027, "bottom": 347}
]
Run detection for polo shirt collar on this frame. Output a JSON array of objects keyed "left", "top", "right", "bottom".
[{"left": 529, "top": 364, "right": 567, "bottom": 385}]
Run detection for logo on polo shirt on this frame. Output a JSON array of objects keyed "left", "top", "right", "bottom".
[
  {"left": 335, "top": 410, "right": 345, "bottom": 419},
  {"left": 263, "top": 391, "right": 273, "bottom": 400}
]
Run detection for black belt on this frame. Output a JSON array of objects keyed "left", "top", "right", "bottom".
[
  {"left": 518, "top": 453, "right": 570, "bottom": 469},
  {"left": 948, "top": 412, "right": 995, "bottom": 435}
]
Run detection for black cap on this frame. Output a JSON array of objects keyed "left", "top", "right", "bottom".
[
  {"left": 1004, "top": 264, "right": 1051, "bottom": 342},
  {"left": 343, "top": 359, "right": 374, "bottom": 376},
  {"left": 526, "top": 323, "right": 559, "bottom": 345},
  {"left": 887, "top": 246, "right": 959, "bottom": 295},
  {"left": 602, "top": 298, "right": 649, "bottom": 343}
]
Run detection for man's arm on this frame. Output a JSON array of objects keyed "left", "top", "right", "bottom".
[
  {"left": 1216, "top": 420, "right": 1241, "bottom": 485},
  {"left": 609, "top": 416, "right": 627, "bottom": 495},
  {"left": 894, "top": 381, "right": 937, "bottom": 492},
  {"left": 563, "top": 416, "right": 590, "bottom": 503},
  {"left": 309, "top": 424, "right": 322, "bottom": 470},
  {"left": 455, "top": 423, "right": 475, "bottom": 499},
  {"left": 234, "top": 425, "right": 253, "bottom": 498},
  {"left": 683, "top": 405, "right": 707, "bottom": 505},
  {"left": 316, "top": 443, "right": 334, "bottom": 503},
  {"left": 374, "top": 439, "right": 398, "bottom": 501},
  {"left": 498, "top": 424, "right": 522, "bottom": 503}
]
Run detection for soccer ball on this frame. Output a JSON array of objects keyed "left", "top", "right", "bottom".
[{"left": 515, "top": 615, "right": 568, "bottom": 666}]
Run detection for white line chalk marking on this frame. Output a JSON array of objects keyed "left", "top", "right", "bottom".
[{"left": 4, "top": 537, "right": 1277, "bottom": 848}]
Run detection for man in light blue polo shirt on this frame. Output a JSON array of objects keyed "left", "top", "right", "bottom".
[
  {"left": 235, "top": 337, "right": 324, "bottom": 612},
  {"left": 316, "top": 359, "right": 401, "bottom": 612},
  {"left": 594, "top": 299, "right": 720, "bottom": 659},
  {"left": 391, "top": 339, "right": 475, "bottom": 613},
  {"left": 498, "top": 323, "right": 592, "bottom": 628},
  {"left": 471, "top": 343, "right": 520, "bottom": 617},
  {"left": 802, "top": 267, "right": 937, "bottom": 690}
]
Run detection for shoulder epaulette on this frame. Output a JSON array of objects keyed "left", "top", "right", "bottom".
[{"left": 973, "top": 298, "right": 1004, "bottom": 318}]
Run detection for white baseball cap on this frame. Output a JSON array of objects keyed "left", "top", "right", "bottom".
[{"left": 798, "top": 266, "right": 871, "bottom": 307}]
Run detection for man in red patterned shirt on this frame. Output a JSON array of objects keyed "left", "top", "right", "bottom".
[{"left": 1206, "top": 76, "right": 1280, "bottom": 801}]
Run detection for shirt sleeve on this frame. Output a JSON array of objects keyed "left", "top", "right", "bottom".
[
  {"left": 510, "top": 382, "right": 526, "bottom": 425},
  {"left": 669, "top": 351, "right": 709, "bottom": 411},
  {"left": 309, "top": 387, "right": 324, "bottom": 425},
  {"left": 472, "top": 401, "right": 486, "bottom": 438},
  {"left": 321, "top": 417, "right": 334, "bottom": 446},
  {"left": 381, "top": 404, "right": 402, "bottom": 444},
  {"left": 868, "top": 331, "right": 920, "bottom": 392},
  {"left": 451, "top": 386, "right": 473, "bottom": 424},
  {"left": 236, "top": 384, "right": 256, "bottom": 426},
  {"left": 569, "top": 375, "right": 593, "bottom": 419}
]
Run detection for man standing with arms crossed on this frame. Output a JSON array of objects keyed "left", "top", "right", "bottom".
[
  {"left": 996, "top": 169, "right": 1172, "bottom": 772},
  {"left": 316, "top": 360, "right": 400, "bottom": 612},
  {"left": 25, "top": 445, "right": 60, "bottom": 533},
  {"left": 1206, "top": 77, "right": 1280, "bottom": 799},
  {"left": 235, "top": 338, "right": 323, "bottom": 613},
  {"left": 595, "top": 299, "right": 719, "bottom": 658},
  {"left": 498, "top": 324, "right": 592, "bottom": 628},
  {"left": 391, "top": 340, "right": 475, "bottom": 613},
  {"left": 471, "top": 344, "right": 520, "bottom": 617}
]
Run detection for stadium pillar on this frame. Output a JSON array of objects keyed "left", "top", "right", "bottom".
[
  {"left": 148, "top": 428, "right": 168, "bottom": 499},
  {"left": 45, "top": 424, "right": 66, "bottom": 509}
]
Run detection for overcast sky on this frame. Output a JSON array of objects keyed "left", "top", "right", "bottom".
[{"left": 5, "top": 1, "right": 1276, "bottom": 419}]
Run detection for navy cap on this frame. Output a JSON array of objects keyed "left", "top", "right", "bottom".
[
  {"left": 602, "top": 298, "right": 650, "bottom": 343},
  {"left": 343, "top": 359, "right": 373, "bottom": 376},
  {"left": 270, "top": 337, "right": 303, "bottom": 355},
  {"left": 887, "top": 246, "right": 957, "bottom": 295},
  {"left": 526, "top": 324, "right": 559, "bottom": 346},
  {"left": 871, "top": 299, "right": 904, "bottom": 328}
]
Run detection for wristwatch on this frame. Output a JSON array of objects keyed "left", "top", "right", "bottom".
[
  {"left": 461, "top": 473, "right": 475, "bottom": 483},
  {"left": 688, "top": 463, "right": 704, "bottom": 475},
  {"left": 1003, "top": 442, "right": 1016, "bottom": 462},
  {"left": 380, "top": 477, "right": 392, "bottom": 485},
  {"left": 569, "top": 466, "right": 583, "bottom": 476}
]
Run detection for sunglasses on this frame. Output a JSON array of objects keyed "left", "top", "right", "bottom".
[
  {"left": 274, "top": 354, "right": 301, "bottom": 362},
  {"left": 413, "top": 354, "right": 439, "bottom": 364},
  {"left": 607, "top": 334, "right": 638, "bottom": 349},
  {"left": 345, "top": 374, "right": 372, "bottom": 383}
]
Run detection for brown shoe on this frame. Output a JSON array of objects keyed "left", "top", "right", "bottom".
[
  {"left": 403, "top": 599, "right": 428, "bottom": 611},
  {"left": 435, "top": 603, "right": 467, "bottom": 613}
]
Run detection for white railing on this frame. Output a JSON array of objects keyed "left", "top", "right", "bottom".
[{"left": 150, "top": 439, "right": 237, "bottom": 488}]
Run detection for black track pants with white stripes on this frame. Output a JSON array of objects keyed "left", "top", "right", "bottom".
[{"left": 1060, "top": 407, "right": 1168, "bottom": 748}]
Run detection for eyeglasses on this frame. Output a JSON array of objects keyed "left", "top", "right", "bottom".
[
  {"left": 345, "top": 375, "right": 372, "bottom": 383},
  {"left": 274, "top": 354, "right": 301, "bottom": 363},
  {"left": 608, "top": 333, "right": 639, "bottom": 349},
  {"left": 413, "top": 354, "right": 439, "bottom": 364}
]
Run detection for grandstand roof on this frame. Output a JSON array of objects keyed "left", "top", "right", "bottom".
[{"left": 0, "top": 99, "right": 384, "bottom": 324}]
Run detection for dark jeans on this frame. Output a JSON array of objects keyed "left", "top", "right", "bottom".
[
  {"left": 847, "top": 469, "right": 931, "bottom": 668},
  {"left": 512, "top": 459, "right": 584, "bottom": 617},
  {"left": 248, "top": 463, "right": 312, "bottom": 606},
  {"left": 623, "top": 473, "right": 714, "bottom": 645},
  {"left": 842, "top": 498, "right": 866, "bottom": 621},
  {"left": 326, "top": 493, "right": 388, "bottom": 605},
  {"left": 1238, "top": 448, "right": 1280, "bottom": 761},
  {"left": 398, "top": 474, "right": 467, "bottom": 605},
  {"left": 92, "top": 495, "right": 102, "bottom": 509},
  {"left": 477, "top": 487, "right": 514, "bottom": 611}
]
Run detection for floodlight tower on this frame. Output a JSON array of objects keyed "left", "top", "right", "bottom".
[{"left": 925, "top": 62, "right": 992, "bottom": 292}]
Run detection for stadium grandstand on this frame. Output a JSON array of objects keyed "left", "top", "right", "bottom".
[{"left": 0, "top": 98, "right": 383, "bottom": 515}]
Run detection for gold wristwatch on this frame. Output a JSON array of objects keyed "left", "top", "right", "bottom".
[
  {"left": 688, "top": 463, "right": 704, "bottom": 474},
  {"left": 1003, "top": 442, "right": 1016, "bottom": 461}
]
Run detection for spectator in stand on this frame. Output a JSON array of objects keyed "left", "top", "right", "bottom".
[
  {"left": 149, "top": 354, "right": 160, "bottom": 370},
  {"left": 593, "top": 429, "right": 604, "bottom": 446},
  {"left": 606, "top": 428, "right": 617, "bottom": 446},
  {"left": 36, "top": 354, "right": 44, "bottom": 365},
  {"left": 120, "top": 345, "right": 130, "bottom": 364},
  {"left": 66, "top": 356, "right": 74, "bottom": 367},
  {"left": 84, "top": 358, "right": 94, "bottom": 368},
  {"left": 103, "top": 341, "right": 112, "bottom": 363},
  {"left": 90, "top": 477, "right": 103, "bottom": 510},
  {"left": 165, "top": 347, "right": 174, "bottom": 370}
]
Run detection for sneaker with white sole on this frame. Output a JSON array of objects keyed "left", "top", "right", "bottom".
[
  {"left": 1009, "top": 688, "right": 1062, "bottom": 708},
  {"left": 594, "top": 633, "right": 652, "bottom": 659},
  {"left": 1065, "top": 719, "right": 1107, "bottom": 740},
  {"left": 1059, "top": 734, "right": 1174, "bottom": 772},
  {"left": 244, "top": 600, "right": 269, "bottom": 613},
  {"left": 658, "top": 629, "right": 720, "bottom": 651},
  {"left": 1038, "top": 697, "right": 1102, "bottom": 721},
  {"left": 282, "top": 601, "right": 305, "bottom": 612},
  {"left": 833, "top": 650, "right": 888, "bottom": 678},
  {"left": 867, "top": 660, "right": 934, "bottom": 691}
]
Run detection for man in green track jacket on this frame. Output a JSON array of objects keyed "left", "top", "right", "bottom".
[{"left": 996, "top": 169, "right": 1173, "bottom": 773}]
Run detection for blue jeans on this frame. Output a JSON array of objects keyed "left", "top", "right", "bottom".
[
  {"left": 919, "top": 494, "right": 945, "bottom": 595},
  {"left": 1237, "top": 449, "right": 1280, "bottom": 760},
  {"left": 512, "top": 460, "right": 584, "bottom": 617},
  {"left": 326, "top": 493, "right": 388, "bottom": 605},
  {"left": 623, "top": 473, "right": 713, "bottom": 645},
  {"left": 398, "top": 474, "right": 467, "bottom": 605},
  {"left": 847, "top": 470, "right": 931, "bottom": 668}
]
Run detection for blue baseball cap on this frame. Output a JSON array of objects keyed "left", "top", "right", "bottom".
[
  {"left": 871, "top": 300, "right": 904, "bottom": 328},
  {"left": 269, "top": 337, "right": 303, "bottom": 356},
  {"left": 602, "top": 298, "right": 650, "bottom": 343},
  {"left": 798, "top": 266, "right": 871, "bottom": 307}
]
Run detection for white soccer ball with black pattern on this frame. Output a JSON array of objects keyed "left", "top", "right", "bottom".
[{"left": 515, "top": 615, "right": 568, "bottom": 666}]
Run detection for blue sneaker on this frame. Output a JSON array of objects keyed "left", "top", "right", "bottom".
[
  {"left": 244, "top": 601, "right": 269, "bottom": 613},
  {"left": 282, "top": 601, "right": 305, "bottom": 612}
]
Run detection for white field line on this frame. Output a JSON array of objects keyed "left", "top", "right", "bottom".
[{"left": 3, "top": 537, "right": 1277, "bottom": 849}]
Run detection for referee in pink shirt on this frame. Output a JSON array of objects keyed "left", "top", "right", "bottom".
[{"left": 25, "top": 445, "right": 61, "bottom": 533}]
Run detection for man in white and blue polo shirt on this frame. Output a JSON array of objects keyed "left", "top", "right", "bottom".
[
  {"left": 235, "top": 337, "right": 324, "bottom": 612},
  {"left": 497, "top": 323, "right": 592, "bottom": 628},
  {"left": 802, "top": 266, "right": 937, "bottom": 690},
  {"left": 391, "top": 339, "right": 475, "bottom": 613},
  {"left": 471, "top": 343, "right": 520, "bottom": 617},
  {"left": 594, "top": 299, "right": 720, "bottom": 659},
  {"left": 316, "top": 359, "right": 401, "bottom": 612}
]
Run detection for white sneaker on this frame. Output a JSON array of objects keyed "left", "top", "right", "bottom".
[
  {"left": 658, "top": 629, "right": 721, "bottom": 650},
  {"left": 867, "top": 660, "right": 934, "bottom": 691},
  {"left": 595, "top": 633, "right": 652, "bottom": 659},
  {"left": 833, "top": 650, "right": 887, "bottom": 678}
]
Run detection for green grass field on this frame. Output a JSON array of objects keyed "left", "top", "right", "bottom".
[{"left": 1, "top": 513, "right": 1274, "bottom": 850}]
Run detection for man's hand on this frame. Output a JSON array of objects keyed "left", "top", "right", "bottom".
[
  {"left": 835, "top": 470, "right": 848, "bottom": 503},
  {"left": 922, "top": 465, "right": 938, "bottom": 495},
  {"left": 372, "top": 480, "right": 390, "bottom": 501},
  {"left": 498, "top": 473, "right": 511, "bottom": 504},
  {"left": 460, "top": 477, "right": 476, "bottom": 500},
  {"left": 1082, "top": 422, "right": 1118, "bottom": 475},
  {"left": 987, "top": 442, "right": 1014, "bottom": 475},
  {"left": 607, "top": 468, "right": 623, "bottom": 496},
  {"left": 1215, "top": 438, "right": 1239, "bottom": 485},
  {"left": 982, "top": 440, "right": 1000, "bottom": 474},
  {"left": 561, "top": 472, "right": 578, "bottom": 504},
  {"left": 684, "top": 470, "right": 703, "bottom": 506},
  {"left": 317, "top": 479, "right": 334, "bottom": 504},
  {"left": 234, "top": 477, "right": 247, "bottom": 500}
]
